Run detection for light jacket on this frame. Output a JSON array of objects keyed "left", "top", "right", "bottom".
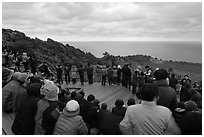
[{"left": 53, "top": 108, "right": 88, "bottom": 135}]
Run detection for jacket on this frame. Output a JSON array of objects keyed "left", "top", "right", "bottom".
[
  {"left": 2, "top": 80, "right": 27, "bottom": 114},
  {"left": 53, "top": 109, "right": 88, "bottom": 135},
  {"left": 97, "top": 109, "right": 122, "bottom": 135},
  {"left": 11, "top": 94, "right": 40, "bottom": 135},
  {"left": 34, "top": 99, "right": 49, "bottom": 135},
  {"left": 154, "top": 79, "right": 178, "bottom": 112}
]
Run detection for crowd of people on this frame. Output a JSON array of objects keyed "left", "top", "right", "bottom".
[{"left": 2, "top": 49, "right": 202, "bottom": 135}]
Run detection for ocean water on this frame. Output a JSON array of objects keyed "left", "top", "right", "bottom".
[{"left": 62, "top": 41, "right": 202, "bottom": 63}]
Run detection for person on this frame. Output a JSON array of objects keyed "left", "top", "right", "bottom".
[
  {"left": 117, "top": 65, "right": 122, "bottom": 85},
  {"left": 53, "top": 100, "right": 88, "bottom": 135},
  {"left": 86, "top": 63, "right": 93, "bottom": 84},
  {"left": 21, "top": 52, "right": 29, "bottom": 72},
  {"left": 77, "top": 91, "right": 91, "bottom": 124},
  {"left": 64, "top": 64, "right": 71, "bottom": 84},
  {"left": 122, "top": 64, "right": 132, "bottom": 89},
  {"left": 112, "top": 99, "right": 126, "bottom": 121},
  {"left": 11, "top": 83, "right": 42, "bottom": 135},
  {"left": 169, "top": 73, "right": 178, "bottom": 90},
  {"left": 188, "top": 88, "right": 202, "bottom": 109},
  {"left": 56, "top": 64, "right": 63, "bottom": 84},
  {"left": 34, "top": 81, "right": 59, "bottom": 135},
  {"left": 38, "top": 62, "right": 50, "bottom": 78},
  {"left": 107, "top": 66, "right": 113, "bottom": 85},
  {"left": 28, "top": 54, "right": 37, "bottom": 75},
  {"left": 70, "top": 65, "right": 78, "bottom": 84},
  {"left": 119, "top": 83, "right": 181, "bottom": 135},
  {"left": 112, "top": 66, "right": 118, "bottom": 86},
  {"left": 131, "top": 69, "right": 139, "bottom": 94},
  {"left": 2, "top": 67, "right": 14, "bottom": 88},
  {"left": 153, "top": 68, "right": 178, "bottom": 112},
  {"left": 85, "top": 94, "right": 99, "bottom": 130},
  {"left": 138, "top": 71, "right": 145, "bottom": 89},
  {"left": 180, "top": 78, "right": 191, "bottom": 102},
  {"left": 15, "top": 52, "right": 22, "bottom": 72},
  {"left": 58, "top": 88, "right": 71, "bottom": 111},
  {"left": 97, "top": 103, "right": 122, "bottom": 135},
  {"left": 78, "top": 65, "right": 85, "bottom": 85},
  {"left": 7, "top": 51, "right": 16, "bottom": 70},
  {"left": 178, "top": 110, "right": 202, "bottom": 135},
  {"left": 101, "top": 66, "right": 107, "bottom": 86},
  {"left": 144, "top": 66, "right": 153, "bottom": 83},
  {"left": 2, "top": 72, "right": 28, "bottom": 114}
]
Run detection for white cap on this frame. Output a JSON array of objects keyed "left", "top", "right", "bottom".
[{"left": 66, "top": 100, "right": 79, "bottom": 112}]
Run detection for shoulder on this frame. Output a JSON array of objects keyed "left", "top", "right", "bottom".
[
  {"left": 156, "top": 105, "right": 172, "bottom": 115},
  {"left": 126, "top": 104, "right": 141, "bottom": 112}
]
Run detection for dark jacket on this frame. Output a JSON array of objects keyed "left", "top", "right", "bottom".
[
  {"left": 79, "top": 98, "right": 92, "bottom": 123},
  {"left": 41, "top": 101, "right": 59, "bottom": 134},
  {"left": 78, "top": 67, "right": 85, "bottom": 76},
  {"left": 180, "top": 86, "right": 190, "bottom": 102},
  {"left": 179, "top": 110, "right": 202, "bottom": 135},
  {"left": 97, "top": 109, "right": 122, "bottom": 135},
  {"left": 11, "top": 83, "right": 41, "bottom": 135},
  {"left": 169, "top": 77, "right": 178, "bottom": 90},
  {"left": 112, "top": 106, "right": 127, "bottom": 121},
  {"left": 86, "top": 66, "right": 93, "bottom": 75},
  {"left": 11, "top": 95, "right": 39, "bottom": 135},
  {"left": 154, "top": 79, "right": 178, "bottom": 112},
  {"left": 122, "top": 66, "right": 131, "bottom": 78}
]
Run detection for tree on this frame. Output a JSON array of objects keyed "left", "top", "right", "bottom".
[{"left": 103, "top": 51, "right": 110, "bottom": 57}]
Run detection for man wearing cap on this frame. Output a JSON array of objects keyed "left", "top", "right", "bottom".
[
  {"left": 154, "top": 68, "right": 178, "bottom": 112},
  {"left": 120, "top": 83, "right": 181, "bottom": 135},
  {"left": 54, "top": 100, "right": 88, "bottom": 135},
  {"left": 2, "top": 72, "right": 28, "bottom": 114}
]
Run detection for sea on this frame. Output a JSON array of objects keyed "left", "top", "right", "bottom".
[{"left": 61, "top": 41, "right": 202, "bottom": 64}]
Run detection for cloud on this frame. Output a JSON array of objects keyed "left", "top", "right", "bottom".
[{"left": 2, "top": 2, "right": 202, "bottom": 41}]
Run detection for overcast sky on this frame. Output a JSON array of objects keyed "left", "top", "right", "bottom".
[{"left": 2, "top": 2, "right": 202, "bottom": 41}]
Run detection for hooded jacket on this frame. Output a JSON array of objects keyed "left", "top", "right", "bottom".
[{"left": 53, "top": 108, "right": 88, "bottom": 135}]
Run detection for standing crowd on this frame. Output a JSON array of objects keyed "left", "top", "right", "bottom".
[{"left": 2, "top": 48, "right": 202, "bottom": 135}]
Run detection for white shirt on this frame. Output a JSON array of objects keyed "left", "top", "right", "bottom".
[{"left": 120, "top": 101, "right": 181, "bottom": 135}]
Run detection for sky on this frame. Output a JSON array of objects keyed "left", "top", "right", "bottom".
[{"left": 2, "top": 2, "right": 202, "bottom": 42}]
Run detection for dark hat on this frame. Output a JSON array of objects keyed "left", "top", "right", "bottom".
[
  {"left": 87, "top": 94, "right": 95, "bottom": 102},
  {"left": 26, "top": 83, "right": 42, "bottom": 97},
  {"left": 115, "top": 99, "right": 124, "bottom": 107},
  {"left": 74, "top": 93, "right": 83, "bottom": 103},
  {"left": 127, "top": 98, "right": 136, "bottom": 106},
  {"left": 2, "top": 68, "right": 14, "bottom": 83},
  {"left": 101, "top": 103, "right": 107, "bottom": 110},
  {"left": 29, "top": 76, "right": 42, "bottom": 84},
  {"left": 154, "top": 68, "right": 169, "bottom": 80},
  {"left": 93, "top": 99, "right": 100, "bottom": 106}
]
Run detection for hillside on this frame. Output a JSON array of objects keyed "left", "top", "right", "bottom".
[
  {"left": 101, "top": 54, "right": 202, "bottom": 82},
  {"left": 2, "top": 28, "right": 202, "bottom": 82},
  {"left": 2, "top": 28, "right": 102, "bottom": 71}
]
